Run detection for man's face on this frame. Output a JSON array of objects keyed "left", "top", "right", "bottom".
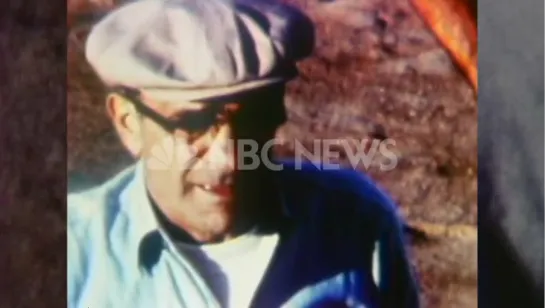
[{"left": 107, "top": 86, "right": 286, "bottom": 242}]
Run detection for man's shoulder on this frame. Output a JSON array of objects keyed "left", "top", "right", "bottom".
[
  {"left": 278, "top": 160, "right": 396, "bottom": 205},
  {"left": 277, "top": 160, "right": 399, "bottom": 224},
  {"left": 67, "top": 165, "right": 136, "bottom": 234},
  {"left": 67, "top": 165, "right": 139, "bottom": 304}
]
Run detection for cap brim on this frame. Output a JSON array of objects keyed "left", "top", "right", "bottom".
[{"left": 138, "top": 77, "right": 288, "bottom": 104}]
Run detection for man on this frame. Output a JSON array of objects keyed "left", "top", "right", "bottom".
[{"left": 67, "top": 0, "right": 420, "bottom": 307}]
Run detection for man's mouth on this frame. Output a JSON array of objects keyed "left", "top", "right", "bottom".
[{"left": 195, "top": 183, "right": 233, "bottom": 199}]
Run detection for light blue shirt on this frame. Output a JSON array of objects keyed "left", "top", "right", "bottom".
[
  {"left": 68, "top": 160, "right": 420, "bottom": 308},
  {"left": 68, "top": 162, "right": 232, "bottom": 307}
]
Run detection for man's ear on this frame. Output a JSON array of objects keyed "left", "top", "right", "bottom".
[{"left": 106, "top": 93, "right": 143, "bottom": 158}]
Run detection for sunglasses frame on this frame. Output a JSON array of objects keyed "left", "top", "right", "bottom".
[{"left": 110, "top": 86, "right": 288, "bottom": 138}]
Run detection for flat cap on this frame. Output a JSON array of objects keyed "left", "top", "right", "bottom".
[{"left": 85, "top": 0, "right": 315, "bottom": 102}]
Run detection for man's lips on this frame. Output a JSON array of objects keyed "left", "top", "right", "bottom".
[{"left": 195, "top": 183, "right": 233, "bottom": 198}]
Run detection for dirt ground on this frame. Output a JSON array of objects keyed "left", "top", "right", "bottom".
[{"left": 67, "top": 0, "right": 477, "bottom": 307}]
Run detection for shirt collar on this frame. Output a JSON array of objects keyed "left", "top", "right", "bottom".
[{"left": 122, "top": 160, "right": 165, "bottom": 271}]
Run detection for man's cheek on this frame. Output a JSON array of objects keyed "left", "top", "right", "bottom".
[
  {"left": 174, "top": 141, "right": 200, "bottom": 172},
  {"left": 140, "top": 133, "right": 187, "bottom": 172}
]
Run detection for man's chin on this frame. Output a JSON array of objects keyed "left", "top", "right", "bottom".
[
  {"left": 191, "top": 211, "right": 235, "bottom": 243},
  {"left": 195, "top": 227, "right": 233, "bottom": 244}
]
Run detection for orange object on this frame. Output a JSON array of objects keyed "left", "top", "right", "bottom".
[{"left": 410, "top": 0, "right": 478, "bottom": 92}]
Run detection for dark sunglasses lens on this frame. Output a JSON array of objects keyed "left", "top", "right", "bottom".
[
  {"left": 175, "top": 109, "right": 217, "bottom": 133},
  {"left": 235, "top": 102, "right": 285, "bottom": 132}
]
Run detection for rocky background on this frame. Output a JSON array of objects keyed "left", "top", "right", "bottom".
[{"left": 68, "top": 0, "right": 477, "bottom": 307}]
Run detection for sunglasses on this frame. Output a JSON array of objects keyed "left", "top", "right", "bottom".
[{"left": 112, "top": 86, "right": 287, "bottom": 140}]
